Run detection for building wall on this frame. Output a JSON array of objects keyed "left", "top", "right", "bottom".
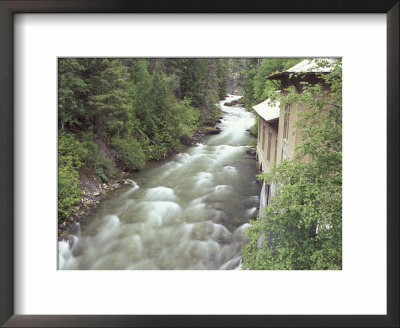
[
  {"left": 257, "top": 102, "right": 305, "bottom": 210},
  {"left": 275, "top": 102, "right": 307, "bottom": 165},
  {"left": 257, "top": 73, "right": 331, "bottom": 214},
  {"left": 256, "top": 117, "right": 279, "bottom": 174}
]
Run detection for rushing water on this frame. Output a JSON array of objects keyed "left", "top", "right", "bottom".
[{"left": 59, "top": 95, "right": 261, "bottom": 270}]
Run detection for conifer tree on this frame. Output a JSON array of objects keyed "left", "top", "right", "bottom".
[
  {"left": 58, "top": 58, "right": 87, "bottom": 130},
  {"left": 216, "top": 58, "right": 228, "bottom": 100},
  {"left": 200, "top": 59, "right": 220, "bottom": 124},
  {"left": 86, "top": 59, "right": 132, "bottom": 139}
]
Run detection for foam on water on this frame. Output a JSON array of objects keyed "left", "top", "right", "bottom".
[
  {"left": 121, "top": 184, "right": 140, "bottom": 198},
  {"left": 58, "top": 95, "right": 261, "bottom": 270},
  {"left": 223, "top": 166, "right": 237, "bottom": 175},
  {"left": 144, "top": 187, "right": 177, "bottom": 201}
]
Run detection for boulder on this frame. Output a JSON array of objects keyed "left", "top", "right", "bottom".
[
  {"left": 246, "top": 147, "right": 257, "bottom": 157},
  {"left": 118, "top": 179, "right": 136, "bottom": 186},
  {"left": 202, "top": 127, "right": 221, "bottom": 135},
  {"left": 224, "top": 100, "right": 238, "bottom": 106}
]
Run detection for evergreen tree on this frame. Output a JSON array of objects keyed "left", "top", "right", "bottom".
[
  {"left": 86, "top": 59, "right": 132, "bottom": 139},
  {"left": 239, "top": 58, "right": 259, "bottom": 106},
  {"left": 179, "top": 58, "right": 208, "bottom": 108},
  {"left": 216, "top": 58, "right": 228, "bottom": 100},
  {"left": 200, "top": 59, "right": 220, "bottom": 124},
  {"left": 58, "top": 58, "right": 87, "bottom": 130}
]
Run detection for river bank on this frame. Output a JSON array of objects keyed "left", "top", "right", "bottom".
[
  {"left": 59, "top": 95, "right": 261, "bottom": 270},
  {"left": 58, "top": 121, "right": 224, "bottom": 238},
  {"left": 58, "top": 173, "right": 136, "bottom": 237}
]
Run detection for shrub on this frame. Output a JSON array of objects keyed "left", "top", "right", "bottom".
[
  {"left": 175, "top": 100, "right": 200, "bottom": 140},
  {"left": 81, "top": 131, "right": 116, "bottom": 182},
  {"left": 112, "top": 136, "right": 146, "bottom": 170},
  {"left": 58, "top": 163, "right": 81, "bottom": 220},
  {"left": 93, "top": 152, "right": 116, "bottom": 182},
  {"left": 58, "top": 131, "right": 88, "bottom": 167},
  {"left": 81, "top": 131, "right": 99, "bottom": 164},
  {"left": 58, "top": 132, "right": 86, "bottom": 221},
  {"left": 250, "top": 116, "right": 258, "bottom": 137},
  {"left": 146, "top": 144, "right": 168, "bottom": 161}
]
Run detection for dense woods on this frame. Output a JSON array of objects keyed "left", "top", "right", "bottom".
[
  {"left": 58, "top": 58, "right": 229, "bottom": 220},
  {"left": 232, "top": 58, "right": 302, "bottom": 137},
  {"left": 235, "top": 58, "right": 302, "bottom": 107},
  {"left": 58, "top": 57, "right": 301, "bottom": 222}
]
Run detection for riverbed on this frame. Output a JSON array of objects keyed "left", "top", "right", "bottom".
[{"left": 58, "top": 95, "right": 261, "bottom": 270}]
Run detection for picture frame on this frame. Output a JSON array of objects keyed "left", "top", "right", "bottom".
[{"left": 0, "top": 0, "right": 398, "bottom": 327}]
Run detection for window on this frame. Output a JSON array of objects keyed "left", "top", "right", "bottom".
[
  {"left": 267, "top": 128, "right": 272, "bottom": 162},
  {"left": 283, "top": 103, "right": 291, "bottom": 140},
  {"left": 262, "top": 123, "right": 266, "bottom": 150}
]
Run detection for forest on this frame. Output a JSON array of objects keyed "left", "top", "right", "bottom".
[{"left": 58, "top": 57, "right": 301, "bottom": 222}]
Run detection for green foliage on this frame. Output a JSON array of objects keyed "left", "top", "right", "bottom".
[
  {"left": 147, "top": 67, "right": 182, "bottom": 151},
  {"left": 136, "top": 66, "right": 201, "bottom": 159},
  {"left": 58, "top": 164, "right": 81, "bottom": 221},
  {"left": 175, "top": 98, "right": 200, "bottom": 139},
  {"left": 81, "top": 131, "right": 116, "bottom": 182},
  {"left": 80, "top": 131, "right": 99, "bottom": 163},
  {"left": 250, "top": 116, "right": 258, "bottom": 137},
  {"left": 58, "top": 132, "right": 88, "bottom": 167},
  {"left": 165, "top": 58, "right": 225, "bottom": 124},
  {"left": 143, "top": 136, "right": 169, "bottom": 161},
  {"left": 242, "top": 59, "right": 342, "bottom": 270},
  {"left": 239, "top": 58, "right": 303, "bottom": 107},
  {"left": 93, "top": 152, "right": 117, "bottom": 182},
  {"left": 200, "top": 59, "right": 221, "bottom": 124},
  {"left": 112, "top": 136, "right": 146, "bottom": 171},
  {"left": 167, "top": 58, "right": 208, "bottom": 108},
  {"left": 57, "top": 58, "right": 230, "bottom": 222},
  {"left": 238, "top": 58, "right": 259, "bottom": 106},
  {"left": 86, "top": 59, "right": 132, "bottom": 138},
  {"left": 58, "top": 132, "right": 86, "bottom": 220},
  {"left": 58, "top": 58, "right": 87, "bottom": 130},
  {"left": 216, "top": 58, "right": 229, "bottom": 100}
]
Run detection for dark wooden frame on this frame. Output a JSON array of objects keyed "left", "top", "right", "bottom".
[{"left": 0, "top": 1, "right": 398, "bottom": 327}]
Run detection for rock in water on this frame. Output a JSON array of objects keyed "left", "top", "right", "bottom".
[
  {"left": 202, "top": 127, "right": 221, "bottom": 135},
  {"left": 246, "top": 147, "right": 256, "bottom": 157},
  {"left": 224, "top": 100, "right": 238, "bottom": 106},
  {"left": 118, "top": 179, "right": 136, "bottom": 186}
]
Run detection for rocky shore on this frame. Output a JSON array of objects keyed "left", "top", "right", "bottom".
[
  {"left": 246, "top": 146, "right": 257, "bottom": 158},
  {"left": 58, "top": 175, "right": 136, "bottom": 238},
  {"left": 58, "top": 123, "right": 223, "bottom": 238},
  {"left": 181, "top": 124, "right": 222, "bottom": 145}
]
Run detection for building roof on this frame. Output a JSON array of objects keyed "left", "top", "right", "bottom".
[
  {"left": 287, "top": 58, "right": 334, "bottom": 73},
  {"left": 267, "top": 58, "right": 334, "bottom": 80},
  {"left": 252, "top": 98, "right": 280, "bottom": 122}
]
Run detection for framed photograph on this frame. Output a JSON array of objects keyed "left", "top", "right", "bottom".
[{"left": 1, "top": 1, "right": 398, "bottom": 327}]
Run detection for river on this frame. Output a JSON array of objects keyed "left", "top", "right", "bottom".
[{"left": 58, "top": 95, "right": 261, "bottom": 270}]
